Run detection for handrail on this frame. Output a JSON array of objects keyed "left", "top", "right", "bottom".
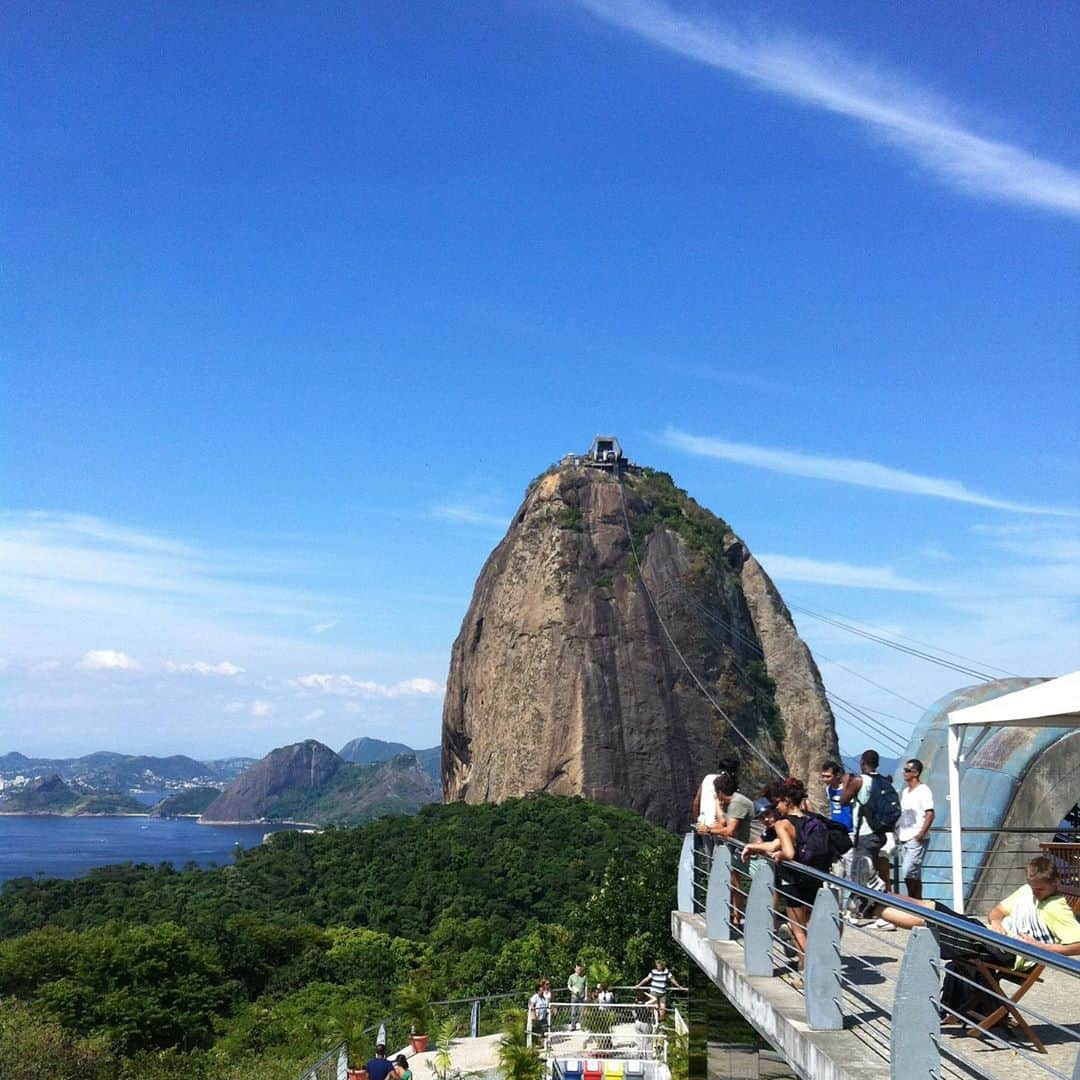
[
  {"left": 780, "top": 856, "right": 1080, "bottom": 979},
  {"left": 296, "top": 1041, "right": 348, "bottom": 1080},
  {"left": 693, "top": 831, "right": 1080, "bottom": 978}
]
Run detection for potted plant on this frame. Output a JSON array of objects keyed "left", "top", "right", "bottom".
[{"left": 394, "top": 981, "right": 432, "bottom": 1053}]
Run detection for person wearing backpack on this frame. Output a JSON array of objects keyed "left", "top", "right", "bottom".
[
  {"left": 839, "top": 750, "right": 900, "bottom": 874},
  {"left": 740, "top": 777, "right": 822, "bottom": 975},
  {"left": 838, "top": 750, "right": 901, "bottom": 925}
]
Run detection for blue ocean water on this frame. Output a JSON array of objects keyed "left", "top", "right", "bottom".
[{"left": 0, "top": 815, "right": 296, "bottom": 884}]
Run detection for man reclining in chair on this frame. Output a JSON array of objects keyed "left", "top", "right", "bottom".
[
  {"left": 868, "top": 856, "right": 1080, "bottom": 963},
  {"left": 868, "top": 856, "right": 1080, "bottom": 1032}
]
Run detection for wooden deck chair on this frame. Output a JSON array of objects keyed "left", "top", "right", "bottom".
[
  {"left": 962, "top": 888, "right": 1080, "bottom": 1053},
  {"left": 963, "top": 959, "right": 1046, "bottom": 1053}
]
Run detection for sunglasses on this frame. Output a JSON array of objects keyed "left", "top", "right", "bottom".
[{"left": 903, "top": 767, "right": 917, "bottom": 773}]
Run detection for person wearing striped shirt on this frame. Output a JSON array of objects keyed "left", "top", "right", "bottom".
[{"left": 634, "top": 958, "right": 684, "bottom": 1022}]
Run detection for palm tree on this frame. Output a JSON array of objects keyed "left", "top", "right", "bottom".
[{"left": 497, "top": 1008, "right": 544, "bottom": 1080}]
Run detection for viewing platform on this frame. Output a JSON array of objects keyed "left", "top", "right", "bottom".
[{"left": 673, "top": 835, "right": 1080, "bottom": 1080}]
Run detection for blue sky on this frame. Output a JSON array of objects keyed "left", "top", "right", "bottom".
[{"left": 2, "top": 1, "right": 1077, "bottom": 761}]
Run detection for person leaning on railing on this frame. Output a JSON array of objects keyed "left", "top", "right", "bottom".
[
  {"left": 694, "top": 773, "right": 754, "bottom": 926},
  {"left": 741, "top": 778, "right": 819, "bottom": 970}
]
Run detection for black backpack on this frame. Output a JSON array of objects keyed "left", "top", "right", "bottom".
[
  {"left": 862, "top": 774, "right": 902, "bottom": 833},
  {"left": 796, "top": 812, "right": 853, "bottom": 870}
]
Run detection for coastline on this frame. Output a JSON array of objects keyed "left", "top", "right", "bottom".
[
  {"left": 0, "top": 810, "right": 150, "bottom": 818},
  {"left": 197, "top": 817, "right": 321, "bottom": 828},
  {"left": 0, "top": 810, "right": 319, "bottom": 828}
]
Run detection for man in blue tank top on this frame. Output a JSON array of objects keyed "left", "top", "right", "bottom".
[{"left": 820, "top": 760, "right": 853, "bottom": 833}]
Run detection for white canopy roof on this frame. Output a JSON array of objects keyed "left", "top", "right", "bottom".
[{"left": 947, "top": 669, "right": 1080, "bottom": 728}]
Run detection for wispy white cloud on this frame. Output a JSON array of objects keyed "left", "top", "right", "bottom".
[
  {"left": 292, "top": 673, "right": 444, "bottom": 698},
  {"left": 661, "top": 359, "right": 796, "bottom": 396},
  {"left": 970, "top": 521, "right": 1080, "bottom": 563},
  {"left": 758, "top": 554, "right": 931, "bottom": 593},
  {"left": 310, "top": 621, "right": 338, "bottom": 635},
  {"left": 0, "top": 509, "right": 447, "bottom": 755},
  {"left": 580, "top": 0, "right": 1080, "bottom": 218},
  {"left": 166, "top": 659, "right": 245, "bottom": 676},
  {"left": 16, "top": 511, "right": 198, "bottom": 557},
  {"left": 303, "top": 708, "right": 326, "bottom": 723},
  {"left": 77, "top": 649, "right": 140, "bottom": 671},
  {"left": 224, "top": 699, "right": 274, "bottom": 717},
  {"left": 918, "top": 545, "right": 954, "bottom": 562},
  {"left": 664, "top": 428, "right": 1079, "bottom": 516},
  {"left": 431, "top": 504, "right": 509, "bottom": 528}
]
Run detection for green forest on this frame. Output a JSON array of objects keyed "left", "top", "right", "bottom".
[{"left": 0, "top": 794, "right": 684, "bottom": 1079}]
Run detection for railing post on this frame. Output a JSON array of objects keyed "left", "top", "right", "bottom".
[
  {"left": 470, "top": 998, "right": 480, "bottom": 1038},
  {"left": 744, "top": 860, "right": 775, "bottom": 976},
  {"left": 337, "top": 1044, "right": 348, "bottom": 1080},
  {"left": 706, "top": 843, "right": 732, "bottom": 940},
  {"left": 805, "top": 887, "right": 842, "bottom": 1030},
  {"left": 891, "top": 926, "right": 941, "bottom": 1080},
  {"left": 677, "top": 832, "right": 695, "bottom": 913}
]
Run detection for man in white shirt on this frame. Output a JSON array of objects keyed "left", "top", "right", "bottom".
[{"left": 897, "top": 758, "right": 934, "bottom": 899}]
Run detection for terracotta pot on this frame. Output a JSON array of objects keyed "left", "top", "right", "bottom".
[
  {"left": 410, "top": 1034, "right": 429, "bottom": 1053},
  {"left": 347, "top": 1071, "right": 368, "bottom": 1080}
]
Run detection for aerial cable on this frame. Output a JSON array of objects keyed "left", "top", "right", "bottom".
[
  {"left": 791, "top": 599, "right": 1021, "bottom": 680},
  {"left": 788, "top": 604, "right": 998, "bottom": 682},
  {"left": 813, "top": 654, "right": 925, "bottom": 717},
  {"left": 825, "top": 694, "right": 907, "bottom": 755},
  {"left": 616, "top": 478, "right": 785, "bottom": 780}
]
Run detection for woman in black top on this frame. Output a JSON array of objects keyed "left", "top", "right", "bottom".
[{"left": 742, "top": 778, "right": 819, "bottom": 968}]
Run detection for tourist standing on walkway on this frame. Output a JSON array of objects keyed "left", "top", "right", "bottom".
[
  {"left": 742, "top": 778, "right": 822, "bottom": 971},
  {"left": 695, "top": 773, "right": 754, "bottom": 925},
  {"left": 635, "top": 958, "right": 684, "bottom": 1022},
  {"left": 840, "top": 750, "right": 900, "bottom": 887},
  {"left": 567, "top": 962, "right": 587, "bottom": 1029},
  {"left": 366, "top": 1046, "right": 394, "bottom": 1080},
  {"left": 819, "top": 760, "right": 853, "bottom": 834},
  {"left": 691, "top": 756, "right": 740, "bottom": 835},
  {"left": 897, "top": 759, "right": 934, "bottom": 899},
  {"left": 527, "top": 979, "right": 551, "bottom": 1045}
]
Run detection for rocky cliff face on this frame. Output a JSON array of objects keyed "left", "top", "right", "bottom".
[
  {"left": 201, "top": 739, "right": 341, "bottom": 822},
  {"left": 442, "top": 465, "right": 839, "bottom": 830}
]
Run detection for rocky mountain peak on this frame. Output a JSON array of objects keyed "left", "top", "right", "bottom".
[
  {"left": 201, "top": 739, "right": 341, "bottom": 823},
  {"left": 441, "top": 461, "right": 839, "bottom": 830}
]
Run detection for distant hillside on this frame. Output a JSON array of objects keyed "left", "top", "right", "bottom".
[
  {"left": 150, "top": 787, "right": 222, "bottom": 817},
  {"left": 0, "top": 775, "right": 146, "bottom": 816},
  {"left": 338, "top": 736, "right": 441, "bottom": 782},
  {"left": 201, "top": 740, "right": 440, "bottom": 824},
  {"left": 0, "top": 751, "right": 255, "bottom": 797},
  {"left": 338, "top": 736, "right": 411, "bottom": 763}
]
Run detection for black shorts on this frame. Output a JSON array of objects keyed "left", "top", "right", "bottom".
[{"left": 781, "top": 868, "right": 822, "bottom": 909}]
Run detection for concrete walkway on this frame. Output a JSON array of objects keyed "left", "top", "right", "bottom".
[{"left": 673, "top": 910, "right": 1080, "bottom": 1080}]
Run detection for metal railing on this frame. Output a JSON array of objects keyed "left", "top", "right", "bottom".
[
  {"left": 297, "top": 1041, "right": 348, "bottom": 1080},
  {"left": 541, "top": 1003, "right": 667, "bottom": 1061},
  {"left": 677, "top": 831, "right": 1080, "bottom": 1080}
]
